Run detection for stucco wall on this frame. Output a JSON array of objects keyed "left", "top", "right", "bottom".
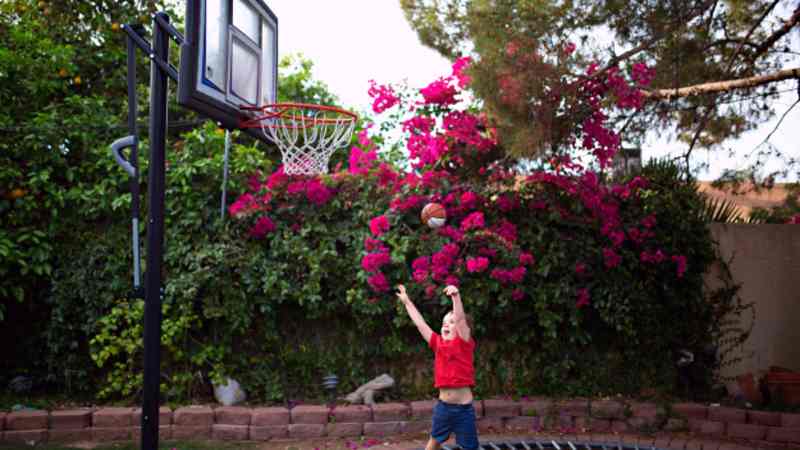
[{"left": 708, "top": 224, "right": 800, "bottom": 378}]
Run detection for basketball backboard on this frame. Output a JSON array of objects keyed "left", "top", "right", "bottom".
[{"left": 179, "top": 0, "right": 278, "bottom": 140}]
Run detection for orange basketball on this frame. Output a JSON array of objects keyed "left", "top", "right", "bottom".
[{"left": 421, "top": 202, "right": 446, "bottom": 228}]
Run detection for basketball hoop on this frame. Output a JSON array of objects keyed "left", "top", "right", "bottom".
[{"left": 241, "top": 103, "right": 358, "bottom": 176}]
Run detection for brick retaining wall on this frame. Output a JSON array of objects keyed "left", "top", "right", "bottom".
[{"left": 1, "top": 399, "right": 799, "bottom": 447}]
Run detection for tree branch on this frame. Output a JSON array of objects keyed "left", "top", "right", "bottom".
[
  {"left": 587, "top": 0, "right": 719, "bottom": 81},
  {"left": 703, "top": 38, "right": 759, "bottom": 52},
  {"left": 682, "top": 0, "right": 782, "bottom": 168},
  {"left": 753, "top": 97, "right": 800, "bottom": 153},
  {"left": 750, "top": 5, "right": 800, "bottom": 62},
  {"left": 588, "top": 34, "right": 666, "bottom": 80},
  {"left": 643, "top": 67, "right": 800, "bottom": 99}
]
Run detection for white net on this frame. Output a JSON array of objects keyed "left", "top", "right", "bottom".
[{"left": 256, "top": 105, "right": 356, "bottom": 176}]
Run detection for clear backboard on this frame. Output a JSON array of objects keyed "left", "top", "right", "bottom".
[{"left": 179, "top": 0, "right": 278, "bottom": 141}]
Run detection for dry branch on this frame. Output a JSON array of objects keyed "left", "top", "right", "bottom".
[{"left": 643, "top": 67, "right": 800, "bottom": 99}]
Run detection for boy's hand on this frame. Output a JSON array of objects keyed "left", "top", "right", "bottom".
[
  {"left": 443, "top": 285, "right": 460, "bottom": 299},
  {"left": 396, "top": 284, "right": 410, "bottom": 304}
]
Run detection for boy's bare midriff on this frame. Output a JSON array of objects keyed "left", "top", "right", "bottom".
[{"left": 439, "top": 386, "right": 473, "bottom": 404}]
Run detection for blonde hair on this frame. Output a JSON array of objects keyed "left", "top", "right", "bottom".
[{"left": 444, "top": 311, "right": 474, "bottom": 330}]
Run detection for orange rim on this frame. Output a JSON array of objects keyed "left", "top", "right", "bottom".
[{"left": 240, "top": 102, "right": 358, "bottom": 129}]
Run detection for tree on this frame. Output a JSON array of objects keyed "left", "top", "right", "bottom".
[
  {"left": 277, "top": 53, "right": 341, "bottom": 106},
  {"left": 0, "top": 0, "right": 342, "bottom": 389},
  {"left": 401, "top": 0, "right": 800, "bottom": 176}
]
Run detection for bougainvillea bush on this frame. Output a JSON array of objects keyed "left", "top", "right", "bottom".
[{"left": 219, "top": 56, "right": 719, "bottom": 398}]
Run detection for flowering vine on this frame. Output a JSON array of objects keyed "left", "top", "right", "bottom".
[{"left": 229, "top": 51, "right": 691, "bottom": 332}]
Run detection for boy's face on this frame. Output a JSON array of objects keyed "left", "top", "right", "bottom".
[{"left": 441, "top": 312, "right": 456, "bottom": 340}]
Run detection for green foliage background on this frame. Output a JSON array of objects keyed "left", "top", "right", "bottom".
[{"left": 0, "top": 0, "right": 747, "bottom": 406}]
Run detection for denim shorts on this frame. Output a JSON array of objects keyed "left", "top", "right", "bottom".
[{"left": 430, "top": 400, "right": 479, "bottom": 450}]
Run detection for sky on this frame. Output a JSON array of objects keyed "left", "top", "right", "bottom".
[
  {"left": 266, "top": 1, "right": 452, "bottom": 111},
  {"left": 265, "top": 0, "right": 799, "bottom": 182}
]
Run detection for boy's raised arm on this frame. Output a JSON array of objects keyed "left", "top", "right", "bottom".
[
  {"left": 444, "top": 285, "right": 470, "bottom": 341},
  {"left": 396, "top": 285, "right": 433, "bottom": 343}
]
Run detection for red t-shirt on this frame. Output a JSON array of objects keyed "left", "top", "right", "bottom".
[{"left": 429, "top": 332, "right": 475, "bottom": 388}]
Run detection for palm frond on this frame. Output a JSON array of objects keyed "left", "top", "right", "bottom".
[{"left": 701, "top": 195, "right": 744, "bottom": 223}]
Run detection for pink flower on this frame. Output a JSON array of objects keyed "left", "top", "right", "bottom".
[
  {"left": 368, "top": 80, "right": 399, "bottom": 113},
  {"left": 494, "top": 220, "right": 517, "bottom": 243},
  {"left": 443, "top": 111, "right": 494, "bottom": 152},
  {"left": 305, "top": 179, "right": 334, "bottom": 205},
  {"left": 361, "top": 252, "right": 391, "bottom": 273},
  {"left": 367, "top": 273, "right": 390, "bottom": 292},
  {"left": 609, "top": 230, "right": 625, "bottom": 247},
  {"left": 412, "top": 256, "right": 431, "bottom": 272},
  {"left": 249, "top": 216, "right": 276, "bottom": 239},
  {"left": 490, "top": 268, "right": 506, "bottom": 283},
  {"left": 445, "top": 275, "right": 460, "bottom": 286},
  {"left": 348, "top": 147, "right": 377, "bottom": 176},
  {"left": 640, "top": 249, "right": 666, "bottom": 263},
  {"left": 509, "top": 266, "right": 526, "bottom": 283},
  {"left": 369, "top": 215, "right": 390, "bottom": 237},
  {"left": 247, "top": 172, "right": 264, "bottom": 192},
  {"left": 287, "top": 181, "right": 305, "bottom": 195},
  {"left": 628, "top": 227, "right": 644, "bottom": 245},
  {"left": 357, "top": 128, "right": 375, "bottom": 150},
  {"left": 519, "top": 252, "right": 535, "bottom": 266},
  {"left": 496, "top": 195, "right": 517, "bottom": 212},
  {"left": 563, "top": 42, "right": 576, "bottom": 55},
  {"left": 403, "top": 116, "right": 435, "bottom": 134},
  {"left": 490, "top": 267, "right": 526, "bottom": 284},
  {"left": 460, "top": 211, "right": 485, "bottom": 232},
  {"left": 437, "top": 225, "right": 464, "bottom": 242},
  {"left": 628, "top": 176, "right": 649, "bottom": 190},
  {"left": 603, "top": 248, "right": 621, "bottom": 268},
  {"left": 460, "top": 191, "right": 480, "bottom": 209},
  {"left": 431, "top": 265, "right": 449, "bottom": 282},
  {"left": 229, "top": 193, "right": 257, "bottom": 218},
  {"left": 641, "top": 214, "right": 657, "bottom": 228},
  {"left": 413, "top": 269, "right": 429, "bottom": 283},
  {"left": 390, "top": 194, "right": 427, "bottom": 212},
  {"left": 631, "top": 62, "right": 655, "bottom": 87},
  {"left": 512, "top": 289, "right": 525, "bottom": 301},
  {"left": 401, "top": 172, "right": 421, "bottom": 189},
  {"left": 408, "top": 134, "right": 448, "bottom": 168},
  {"left": 452, "top": 56, "right": 472, "bottom": 88},
  {"left": 576, "top": 288, "right": 590, "bottom": 308},
  {"left": 421, "top": 170, "right": 447, "bottom": 188},
  {"left": 420, "top": 78, "right": 458, "bottom": 105},
  {"left": 376, "top": 163, "right": 398, "bottom": 187},
  {"left": 364, "top": 238, "right": 386, "bottom": 252},
  {"left": 425, "top": 285, "right": 437, "bottom": 298},
  {"left": 441, "top": 243, "right": 460, "bottom": 258},
  {"left": 574, "top": 262, "right": 587, "bottom": 276},
  {"left": 466, "top": 257, "right": 489, "bottom": 273},
  {"left": 266, "top": 166, "right": 287, "bottom": 190},
  {"left": 432, "top": 252, "right": 454, "bottom": 270}
]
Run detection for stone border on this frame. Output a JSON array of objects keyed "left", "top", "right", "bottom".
[{"left": 1, "top": 400, "right": 798, "bottom": 447}]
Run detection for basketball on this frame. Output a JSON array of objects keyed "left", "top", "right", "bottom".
[{"left": 421, "top": 202, "right": 446, "bottom": 228}]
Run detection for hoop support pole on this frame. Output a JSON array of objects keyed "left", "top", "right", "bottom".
[{"left": 141, "top": 12, "right": 170, "bottom": 450}]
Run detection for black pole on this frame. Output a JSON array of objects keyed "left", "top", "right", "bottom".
[{"left": 142, "top": 12, "right": 170, "bottom": 450}]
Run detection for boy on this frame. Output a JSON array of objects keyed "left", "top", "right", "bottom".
[{"left": 396, "top": 284, "right": 478, "bottom": 450}]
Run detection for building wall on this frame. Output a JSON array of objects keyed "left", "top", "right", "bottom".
[
  {"left": 708, "top": 224, "right": 800, "bottom": 379},
  {"left": 698, "top": 182, "right": 793, "bottom": 218}
]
